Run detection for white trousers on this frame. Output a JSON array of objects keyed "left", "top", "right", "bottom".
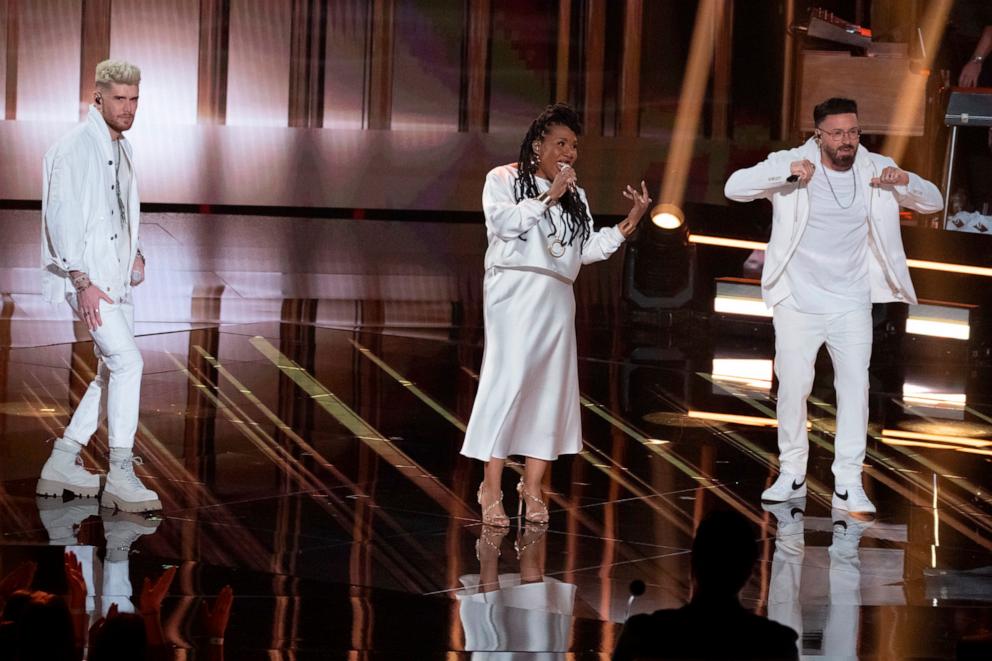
[
  {"left": 63, "top": 300, "right": 142, "bottom": 449},
  {"left": 772, "top": 304, "right": 871, "bottom": 484}
]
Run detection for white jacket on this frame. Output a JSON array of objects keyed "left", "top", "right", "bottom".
[
  {"left": 724, "top": 137, "right": 943, "bottom": 307},
  {"left": 41, "top": 105, "right": 142, "bottom": 303},
  {"left": 483, "top": 164, "right": 625, "bottom": 284}
]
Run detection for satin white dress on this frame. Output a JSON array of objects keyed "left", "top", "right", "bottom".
[
  {"left": 460, "top": 164, "right": 625, "bottom": 461},
  {"left": 457, "top": 574, "right": 577, "bottom": 657}
]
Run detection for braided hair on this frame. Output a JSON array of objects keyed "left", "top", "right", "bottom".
[{"left": 513, "top": 103, "right": 592, "bottom": 251}]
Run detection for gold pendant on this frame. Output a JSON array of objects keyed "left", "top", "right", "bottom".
[{"left": 548, "top": 239, "right": 565, "bottom": 258}]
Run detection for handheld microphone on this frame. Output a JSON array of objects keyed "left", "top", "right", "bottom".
[
  {"left": 558, "top": 162, "right": 577, "bottom": 193},
  {"left": 786, "top": 174, "right": 799, "bottom": 183}
]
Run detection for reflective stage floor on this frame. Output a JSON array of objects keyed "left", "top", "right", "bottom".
[{"left": 2, "top": 211, "right": 992, "bottom": 659}]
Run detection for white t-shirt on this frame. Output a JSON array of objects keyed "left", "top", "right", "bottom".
[
  {"left": 113, "top": 140, "right": 132, "bottom": 283},
  {"left": 783, "top": 165, "right": 870, "bottom": 313}
]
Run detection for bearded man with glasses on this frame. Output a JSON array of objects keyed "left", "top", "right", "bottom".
[{"left": 724, "top": 97, "right": 943, "bottom": 516}]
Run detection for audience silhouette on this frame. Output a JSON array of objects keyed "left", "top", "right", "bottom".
[
  {"left": 0, "top": 499, "right": 233, "bottom": 661},
  {"left": 613, "top": 509, "right": 798, "bottom": 661}
]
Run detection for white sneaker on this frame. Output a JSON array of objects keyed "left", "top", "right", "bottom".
[
  {"left": 832, "top": 481, "right": 876, "bottom": 515},
  {"left": 832, "top": 509, "right": 875, "bottom": 546},
  {"left": 36, "top": 496, "right": 99, "bottom": 545},
  {"left": 37, "top": 438, "right": 101, "bottom": 498},
  {"left": 761, "top": 472, "right": 807, "bottom": 503},
  {"left": 762, "top": 498, "right": 806, "bottom": 539},
  {"left": 101, "top": 455, "right": 162, "bottom": 513}
]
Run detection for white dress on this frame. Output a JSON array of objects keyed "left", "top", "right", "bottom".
[
  {"left": 460, "top": 164, "right": 625, "bottom": 461},
  {"left": 457, "top": 573, "right": 577, "bottom": 657}
]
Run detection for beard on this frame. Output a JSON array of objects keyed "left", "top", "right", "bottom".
[{"left": 822, "top": 143, "right": 857, "bottom": 170}]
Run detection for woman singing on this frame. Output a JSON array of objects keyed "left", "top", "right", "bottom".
[{"left": 461, "top": 103, "right": 651, "bottom": 526}]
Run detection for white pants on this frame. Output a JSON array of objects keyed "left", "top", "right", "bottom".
[
  {"left": 772, "top": 304, "right": 871, "bottom": 484},
  {"left": 64, "top": 300, "right": 142, "bottom": 449}
]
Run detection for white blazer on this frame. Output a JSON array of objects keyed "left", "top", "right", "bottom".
[
  {"left": 724, "top": 137, "right": 943, "bottom": 307},
  {"left": 41, "top": 105, "right": 142, "bottom": 303}
]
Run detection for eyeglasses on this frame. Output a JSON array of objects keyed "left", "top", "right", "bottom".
[{"left": 818, "top": 127, "right": 862, "bottom": 141}]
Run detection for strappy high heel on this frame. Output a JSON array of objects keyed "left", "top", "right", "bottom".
[
  {"left": 514, "top": 521, "right": 548, "bottom": 560},
  {"left": 516, "top": 478, "right": 549, "bottom": 524},
  {"left": 477, "top": 483, "right": 510, "bottom": 527},
  {"left": 476, "top": 524, "right": 508, "bottom": 560}
]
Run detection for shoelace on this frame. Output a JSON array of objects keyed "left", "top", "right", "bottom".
[{"left": 116, "top": 456, "right": 147, "bottom": 489}]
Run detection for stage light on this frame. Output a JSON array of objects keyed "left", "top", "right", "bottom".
[
  {"left": 689, "top": 234, "right": 768, "bottom": 251},
  {"left": 905, "top": 259, "right": 992, "bottom": 278},
  {"left": 902, "top": 383, "right": 966, "bottom": 413},
  {"left": 687, "top": 411, "right": 778, "bottom": 428},
  {"left": 906, "top": 303, "right": 970, "bottom": 340},
  {"left": 687, "top": 234, "right": 992, "bottom": 278},
  {"left": 711, "top": 358, "right": 773, "bottom": 392},
  {"left": 650, "top": 204, "right": 685, "bottom": 230},
  {"left": 882, "top": 428, "right": 992, "bottom": 448},
  {"left": 623, "top": 204, "right": 693, "bottom": 310},
  {"left": 713, "top": 280, "right": 772, "bottom": 318}
]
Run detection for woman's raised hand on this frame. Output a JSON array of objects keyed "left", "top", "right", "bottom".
[{"left": 618, "top": 180, "right": 652, "bottom": 237}]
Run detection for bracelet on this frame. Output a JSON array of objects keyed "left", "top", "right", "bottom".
[
  {"left": 208, "top": 637, "right": 224, "bottom": 645},
  {"left": 536, "top": 192, "right": 555, "bottom": 207}
]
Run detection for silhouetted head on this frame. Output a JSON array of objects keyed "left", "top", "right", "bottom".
[
  {"left": 89, "top": 612, "right": 147, "bottom": 661},
  {"left": 1, "top": 590, "right": 32, "bottom": 624},
  {"left": 691, "top": 510, "right": 758, "bottom": 598},
  {"left": 8, "top": 591, "right": 76, "bottom": 661}
]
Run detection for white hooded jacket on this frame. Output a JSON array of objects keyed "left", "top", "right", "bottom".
[
  {"left": 41, "top": 105, "right": 142, "bottom": 303},
  {"left": 724, "top": 137, "right": 943, "bottom": 307}
]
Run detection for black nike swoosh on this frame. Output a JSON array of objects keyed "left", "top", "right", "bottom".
[
  {"left": 835, "top": 489, "right": 849, "bottom": 500},
  {"left": 790, "top": 507, "right": 805, "bottom": 518},
  {"left": 791, "top": 478, "right": 806, "bottom": 490},
  {"left": 834, "top": 520, "right": 848, "bottom": 530}
]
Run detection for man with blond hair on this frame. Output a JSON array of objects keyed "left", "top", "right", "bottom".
[{"left": 37, "top": 59, "right": 160, "bottom": 513}]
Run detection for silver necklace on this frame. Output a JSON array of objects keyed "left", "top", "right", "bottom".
[
  {"left": 114, "top": 141, "right": 127, "bottom": 229},
  {"left": 822, "top": 164, "right": 857, "bottom": 209}
]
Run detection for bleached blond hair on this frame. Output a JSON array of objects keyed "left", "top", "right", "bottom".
[{"left": 95, "top": 59, "right": 141, "bottom": 88}]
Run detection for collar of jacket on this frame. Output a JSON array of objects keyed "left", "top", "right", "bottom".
[
  {"left": 798, "top": 135, "right": 873, "bottom": 175},
  {"left": 86, "top": 104, "right": 130, "bottom": 163}
]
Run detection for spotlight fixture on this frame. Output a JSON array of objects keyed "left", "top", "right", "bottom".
[
  {"left": 650, "top": 203, "right": 685, "bottom": 230},
  {"left": 623, "top": 202, "right": 693, "bottom": 311}
]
